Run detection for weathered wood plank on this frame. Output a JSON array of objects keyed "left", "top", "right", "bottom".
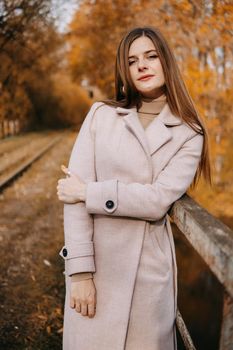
[
  {"left": 170, "top": 194, "right": 233, "bottom": 298},
  {"left": 219, "top": 291, "right": 233, "bottom": 350},
  {"left": 176, "top": 309, "right": 197, "bottom": 350}
]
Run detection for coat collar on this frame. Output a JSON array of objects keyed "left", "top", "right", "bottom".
[{"left": 116, "top": 103, "right": 182, "bottom": 156}]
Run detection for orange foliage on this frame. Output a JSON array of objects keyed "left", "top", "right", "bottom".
[
  {"left": 67, "top": 0, "right": 233, "bottom": 222},
  {"left": 0, "top": 1, "right": 92, "bottom": 129}
]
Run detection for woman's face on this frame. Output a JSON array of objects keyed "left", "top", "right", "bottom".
[{"left": 128, "top": 36, "right": 165, "bottom": 98}]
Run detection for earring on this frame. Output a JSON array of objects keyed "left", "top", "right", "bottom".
[{"left": 121, "top": 85, "right": 125, "bottom": 94}]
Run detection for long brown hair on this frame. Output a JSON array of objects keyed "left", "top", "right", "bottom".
[{"left": 102, "top": 26, "right": 211, "bottom": 186}]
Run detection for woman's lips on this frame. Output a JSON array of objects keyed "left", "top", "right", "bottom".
[{"left": 138, "top": 75, "right": 154, "bottom": 81}]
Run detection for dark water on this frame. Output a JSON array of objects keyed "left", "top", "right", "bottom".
[{"left": 173, "top": 224, "right": 224, "bottom": 350}]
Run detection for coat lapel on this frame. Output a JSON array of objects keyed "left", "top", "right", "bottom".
[
  {"left": 117, "top": 106, "right": 151, "bottom": 157},
  {"left": 116, "top": 103, "right": 182, "bottom": 157}
]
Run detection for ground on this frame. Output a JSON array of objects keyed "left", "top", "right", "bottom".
[{"left": 0, "top": 131, "right": 76, "bottom": 350}]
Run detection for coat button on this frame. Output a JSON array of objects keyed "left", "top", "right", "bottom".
[
  {"left": 105, "top": 200, "right": 114, "bottom": 209},
  {"left": 62, "top": 248, "right": 68, "bottom": 257}
]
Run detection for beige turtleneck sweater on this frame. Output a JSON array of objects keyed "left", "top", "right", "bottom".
[
  {"left": 71, "top": 93, "right": 167, "bottom": 282},
  {"left": 137, "top": 93, "right": 167, "bottom": 129}
]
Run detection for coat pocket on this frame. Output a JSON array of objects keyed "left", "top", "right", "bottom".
[{"left": 148, "top": 217, "right": 171, "bottom": 270}]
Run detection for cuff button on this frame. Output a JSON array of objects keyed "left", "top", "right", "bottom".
[
  {"left": 106, "top": 200, "right": 114, "bottom": 209},
  {"left": 62, "top": 248, "right": 68, "bottom": 257}
]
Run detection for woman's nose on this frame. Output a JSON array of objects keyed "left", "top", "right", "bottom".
[{"left": 137, "top": 58, "right": 148, "bottom": 71}]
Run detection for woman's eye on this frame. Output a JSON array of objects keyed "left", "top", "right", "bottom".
[
  {"left": 128, "top": 55, "right": 158, "bottom": 65},
  {"left": 148, "top": 55, "right": 158, "bottom": 59}
]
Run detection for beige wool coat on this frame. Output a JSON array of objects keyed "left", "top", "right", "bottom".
[{"left": 60, "top": 101, "right": 203, "bottom": 350}]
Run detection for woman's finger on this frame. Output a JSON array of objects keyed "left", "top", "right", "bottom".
[
  {"left": 61, "top": 164, "right": 68, "bottom": 172},
  {"left": 75, "top": 303, "right": 81, "bottom": 313},
  {"left": 61, "top": 164, "right": 72, "bottom": 177},
  {"left": 70, "top": 297, "right": 75, "bottom": 309},
  {"left": 88, "top": 303, "right": 96, "bottom": 318},
  {"left": 57, "top": 179, "right": 63, "bottom": 184},
  {"left": 61, "top": 164, "right": 83, "bottom": 183},
  {"left": 57, "top": 194, "right": 65, "bottom": 201},
  {"left": 81, "top": 302, "right": 88, "bottom": 316}
]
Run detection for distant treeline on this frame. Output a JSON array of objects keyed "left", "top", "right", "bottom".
[{"left": 0, "top": 0, "right": 91, "bottom": 130}]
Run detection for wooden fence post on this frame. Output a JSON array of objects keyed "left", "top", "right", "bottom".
[
  {"left": 9, "top": 120, "right": 14, "bottom": 136},
  {"left": 3, "top": 120, "right": 9, "bottom": 137},
  {"left": 0, "top": 121, "right": 3, "bottom": 139},
  {"left": 219, "top": 291, "right": 233, "bottom": 350}
]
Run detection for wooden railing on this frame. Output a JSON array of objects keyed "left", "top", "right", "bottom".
[
  {"left": 0, "top": 119, "right": 21, "bottom": 139},
  {"left": 170, "top": 194, "right": 233, "bottom": 350}
]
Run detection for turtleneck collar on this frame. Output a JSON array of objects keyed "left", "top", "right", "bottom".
[
  {"left": 141, "top": 93, "right": 167, "bottom": 103},
  {"left": 138, "top": 93, "right": 167, "bottom": 115}
]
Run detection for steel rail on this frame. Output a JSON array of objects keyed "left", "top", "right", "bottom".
[{"left": 0, "top": 135, "right": 62, "bottom": 191}]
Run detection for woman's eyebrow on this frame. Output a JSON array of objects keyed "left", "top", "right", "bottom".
[{"left": 128, "top": 49, "right": 157, "bottom": 58}]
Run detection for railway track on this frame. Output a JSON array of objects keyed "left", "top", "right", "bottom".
[
  {"left": 0, "top": 132, "right": 63, "bottom": 191},
  {"left": 0, "top": 132, "right": 41, "bottom": 157}
]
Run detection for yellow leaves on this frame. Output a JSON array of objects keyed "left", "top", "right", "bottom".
[
  {"left": 189, "top": 177, "right": 233, "bottom": 219},
  {"left": 174, "top": 0, "right": 194, "bottom": 14},
  {"left": 37, "top": 314, "right": 48, "bottom": 320},
  {"left": 183, "top": 56, "right": 216, "bottom": 98},
  {"left": 0, "top": 87, "right": 32, "bottom": 122},
  {"left": 51, "top": 72, "right": 92, "bottom": 125},
  {"left": 198, "top": 23, "right": 210, "bottom": 36},
  {"left": 0, "top": 12, "right": 64, "bottom": 127},
  {"left": 66, "top": 0, "right": 143, "bottom": 96},
  {"left": 206, "top": 118, "right": 220, "bottom": 129},
  {"left": 62, "top": 0, "right": 233, "bottom": 220}
]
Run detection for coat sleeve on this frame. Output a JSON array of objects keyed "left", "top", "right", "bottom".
[
  {"left": 59, "top": 102, "right": 100, "bottom": 276},
  {"left": 85, "top": 132, "right": 203, "bottom": 222}
]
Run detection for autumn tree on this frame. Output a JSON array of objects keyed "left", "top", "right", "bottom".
[
  {"left": 67, "top": 0, "right": 233, "bottom": 219},
  {"left": 0, "top": 1, "right": 53, "bottom": 124},
  {"left": 0, "top": 0, "right": 91, "bottom": 129},
  {"left": 67, "top": 0, "right": 141, "bottom": 96}
]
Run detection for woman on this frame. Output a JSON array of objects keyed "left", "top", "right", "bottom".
[{"left": 57, "top": 26, "right": 211, "bottom": 350}]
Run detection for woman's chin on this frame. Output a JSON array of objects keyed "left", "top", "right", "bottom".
[{"left": 138, "top": 86, "right": 165, "bottom": 98}]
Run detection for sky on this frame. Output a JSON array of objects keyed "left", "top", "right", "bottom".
[{"left": 51, "top": 0, "right": 79, "bottom": 33}]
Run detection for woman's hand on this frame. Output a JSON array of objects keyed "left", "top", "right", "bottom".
[
  {"left": 57, "top": 165, "right": 87, "bottom": 204},
  {"left": 70, "top": 278, "right": 97, "bottom": 318}
]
